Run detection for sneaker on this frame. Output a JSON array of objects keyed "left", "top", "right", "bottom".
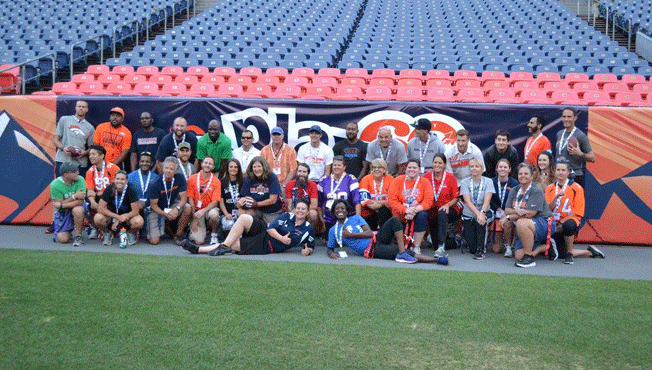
[
  {"left": 395, "top": 251, "right": 418, "bottom": 264},
  {"left": 72, "top": 235, "right": 83, "bottom": 247},
  {"left": 87, "top": 227, "right": 99, "bottom": 240},
  {"left": 515, "top": 255, "right": 536, "bottom": 268},
  {"left": 174, "top": 236, "right": 185, "bottom": 246},
  {"left": 210, "top": 233, "right": 219, "bottom": 245},
  {"left": 127, "top": 232, "right": 137, "bottom": 246},
  {"left": 208, "top": 244, "right": 233, "bottom": 256},
  {"left": 473, "top": 250, "right": 484, "bottom": 260},
  {"left": 45, "top": 223, "right": 54, "bottom": 234},
  {"left": 587, "top": 245, "right": 605, "bottom": 258},
  {"left": 548, "top": 239, "right": 558, "bottom": 261},
  {"left": 434, "top": 246, "right": 446, "bottom": 258},
  {"left": 102, "top": 233, "right": 113, "bottom": 246},
  {"left": 504, "top": 245, "right": 514, "bottom": 258},
  {"left": 182, "top": 239, "right": 200, "bottom": 254},
  {"left": 564, "top": 253, "right": 574, "bottom": 265},
  {"left": 412, "top": 245, "right": 422, "bottom": 255}
]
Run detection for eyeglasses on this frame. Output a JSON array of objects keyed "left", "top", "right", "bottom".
[
  {"left": 371, "top": 166, "right": 385, "bottom": 170},
  {"left": 241, "top": 136, "right": 253, "bottom": 140}
]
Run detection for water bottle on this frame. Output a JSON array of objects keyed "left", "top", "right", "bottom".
[{"left": 119, "top": 228, "right": 127, "bottom": 249}]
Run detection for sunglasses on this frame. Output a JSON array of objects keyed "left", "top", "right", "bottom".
[{"left": 241, "top": 136, "right": 253, "bottom": 140}]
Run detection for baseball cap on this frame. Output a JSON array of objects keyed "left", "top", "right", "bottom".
[
  {"left": 271, "top": 127, "right": 284, "bottom": 135},
  {"left": 411, "top": 118, "right": 431, "bottom": 131},
  {"left": 309, "top": 124, "right": 322, "bottom": 134},
  {"left": 110, "top": 107, "right": 125, "bottom": 116},
  {"left": 178, "top": 142, "right": 191, "bottom": 150},
  {"left": 59, "top": 162, "right": 79, "bottom": 175}
]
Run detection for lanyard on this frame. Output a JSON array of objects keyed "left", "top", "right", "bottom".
[
  {"left": 179, "top": 162, "right": 190, "bottom": 181},
  {"left": 373, "top": 177, "right": 384, "bottom": 199},
  {"left": 335, "top": 218, "right": 348, "bottom": 248},
  {"left": 229, "top": 181, "right": 239, "bottom": 203},
  {"left": 380, "top": 141, "right": 392, "bottom": 161},
  {"left": 403, "top": 175, "right": 420, "bottom": 205},
  {"left": 497, "top": 179, "right": 508, "bottom": 208},
  {"left": 114, "top": 184, "right": 128, "bottom": 212},
  {"left": 525, "top": 133, "right": 542, "bottom": 160},
  {"left": 173, "top": 133, "right": 186, "bottom": 154},
  {"left": 432, "top": 171, "right": 447, "bottom": 201},
  {"left": 239, "top": 148, "right": 254, "bottom": 168},
  {"left": 162, "top": 176, "right": 175, "bottom": 208},
  {"left": 471, "top": 178, "right": 485, "bottom": 207},
  {"left": 558, "top": 127, "right": 577, "bottom": 155},
  {"left": 138, "top": 170, "right": 151, "bottom": 196},
  {"left": 196, "top": 173, "right": 214, "bottom": 208},
  {"left": 329, "top": 174, "right": 345, "bottom": 197},
  {"left": 271, "top": 143, "right": 284, "bottom": 164},
  {"left": 555, "top": 179, "right": 569, "bottom": 211},
  {"left": 419, "top": 135, "right": 432, "bottom": 168},
  {"left": 514, "top": 183, "right": 533, "bottom": 210},
  {"left": 94, "top": 161, "right": 106, "bottom": 190}
]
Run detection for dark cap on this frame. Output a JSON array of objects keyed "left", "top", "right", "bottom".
[
  {"left": 178, "top": 142, "right": 191, "bottom": 150},
  {"left": 59, "top": 162, "right": 79, "bottom": 175},
  {"left": 411, "top": 118, "right": 431, "bottom": 131},
  {"left": 309, "top": 124, "right": 322, "bottom": 134}
]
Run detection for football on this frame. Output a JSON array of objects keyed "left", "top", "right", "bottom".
[
  {"left": 65, "top": 146, "right": 83, "bottom": 158},
  {"left": 567, "top": 136, "right": 579, "bottom": 150}
]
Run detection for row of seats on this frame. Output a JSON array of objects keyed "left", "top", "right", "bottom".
[{"left": 599, "top": 0, "right": 652, "bottom": 37}]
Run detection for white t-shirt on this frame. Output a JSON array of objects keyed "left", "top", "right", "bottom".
[
  {"left": 297, "top": 142, "right": 334, "bottom": 181},
  {"left": 233, "top": 146, "right": 260, "bottom": 172},
  {"left": 445, "top": 142, "right": 485, "bottom": 183},
  {"left": 365, "top": 138, "right": 409, "bottom": 176}
]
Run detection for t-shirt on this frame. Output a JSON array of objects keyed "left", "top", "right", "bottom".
[
  {"left": 147, "top": 173, "right": 187, "bottom": 210},
  {"left": 556, "top": 127, "right": 592, "bottom": 176},
  {"left": 524, "top": 134, "right": 552, "bottom": 166},
  {"left": 326, "top": 215, "right": 371, "bottom": 255},
  {"left": 221, "top": 179, "right": 240, "bottom": 217},
  {"left": 459, "top": 176, "right": 496, "bottom": 219},
  {"left": 387, "top": 175, "right": 434, "bottom": 222},
  {"left": 93, "top": 122, "right": 132, "bottom": 164},
  {"left": 50, "top": 175, "right": 86, "bottom": 211},
  {"left": 195, "top": 132, "right": 231, "bottom": 172},
  {"left": 333, "top": 139, "right": 368, "bottom": 178},
  {"left": 318, "top": 174, "right": 360, "bottom": 224},
  {"left": 240, "top": 173, "right": 282, "bottom": 213},
  {"left": 156, "top": 131, "right": 198, "bottom": 164},
  {"left": 490, "top": 177, "right": 519, "bottom": 211},
  {"left": 85, "top": 162, "right": 119, "bottom": 193},
  {"left": 545, "top": 181, "right": 585, "bottom": 224},
  {"left": 233, "top": 146, "right": 260, "bottom": 172},
  {"left": 285, "top": 179, "right": 318, "bottom": 210},
  {"left": 296, "top": 142, "right": 334, "bottom": 182},
  {"left": 445, "top": 142, "right": 485, "bottom": 183},
  {"left": 130, "top": 127, "right": 166, "bottom": 157},
  {"left": 267, "top": 212, "right": 315, "bottom": 253},
  {"left": 423, "top": 171, "right": 460, "bottom": 215},
  {"left": 365, "top": 138, "right": 408, "bottom": 176},
  {"left": 55, "top": 115, "right": 95, "bottom": 167},
  {"left": 358, "top": 174, "right": 394, "bottom": 217},
  {"left": 187, "top": 172, "right": 222, "bottom": 210},
  {"left": 100, "top": 183, "right": 139, "bottom": 214},
  {"left": 260, "top": 143, "right": 297, "bottom": 183},
  {"left": 505, "top": 183, "right": 551, "bottom": 218},
  {"left": 176, "top": 160, "right": 195, "bottom": 182},
  {"left": 483, "top": 144, "right": 519, "bottom": 178},
  {"left": 127, "top": 169, "right": 157, "bottom": 205},
  {"left": 407, "top": 133, "right": 446, "bottom": 173}
]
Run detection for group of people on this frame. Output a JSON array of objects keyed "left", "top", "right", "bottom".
[{"left": 51, "top": 102, "right": 605, "bottom": 268}]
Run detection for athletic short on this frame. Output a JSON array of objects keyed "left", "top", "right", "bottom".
[
  {"left": 53, "top": 204, "right": 88, "bottom": 240},
  {"left": 262, "top": 210, "right": 282, "bottom": 225},
  {"left": 147, "top": 204, "right": 190, "bottom": 240},
  {"left": 514, "top": 217, "right": 555, "bottom": 250},
  {"left": 190, "top": 208, "right": 220, "bottom": 243},
  {"left": 238, "top": 217, "right": 271, "bottom": 255}
]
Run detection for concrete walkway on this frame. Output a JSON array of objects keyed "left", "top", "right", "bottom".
[{"left": 1, "top": 225, "right": 650, "bottom": 281}]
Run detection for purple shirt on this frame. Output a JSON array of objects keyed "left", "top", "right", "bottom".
[{"left": 318, "top": 173, "right": 360, "bottom": 224}]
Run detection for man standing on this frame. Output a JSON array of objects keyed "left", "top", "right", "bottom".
[
  {"left": 129, "top": 112, "right": 166, "bottom": 171},
  {"left": 187, "top": 156, "right": 222, "bottom": 245},
  {"left": 285, "top": 163, "right": 319, "bottom": 227},
  {"left": 233, "top": 129, "right": 260, "bottom": 172},
  {"left": 93, "top": 107, "right": 132, "bottom": 167},
  {"left": 407, "top": 118, "right": 446, "bottom": 174},
  {"left": 445, "top": 129, "right": 485, "bottom": 183},
  {"left": 260, "top": 127, "right": 297, "bottom": 189},
  {"left": 483, "top": 129, "right": 519, "bottom": 178},
  {"left": 524, "top": 115, "right": 551, "bottom": 166},
  {"left": 297, "top": 125, "right": 334, "bottom": 182},
  {"left": 50, "top": 163, "right": 87, "bottom": 247},
  {"left": 366, "top": 126, "right": 408, "bottom": 176},
  {"left": 333, "top": 122, "right": 369, "bottom": 180},
  {"left": 156, "top": 117, "right": 198, "bottom": 172},
  {"left": 555, "top": 107, "right": 595, "bottom": 187},
  {"left": 195, "top": 119, "right": 232, "bottom": 175},
  {"left": 53, "top": 100, "right": 95, "bottom": 176}
]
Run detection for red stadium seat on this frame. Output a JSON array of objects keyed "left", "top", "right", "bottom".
[
  {"left": 457, "top": 88, "right": 486, "bottom": 102},
  {"left": 230, "top": 76, "right": 254, "bottom": 85},
  {"left": 78, "top": 82, "right": 104, "bottom": 95},
  {"left": 395, "top": 87, "right": 425, "bottom": 101},
  {"left": 602, "top": 82, "right": 629, "bottom": 97},
  {"left": 512, "top": 80, "right": 538, "bottom": 93},
  {"left": 340, "top": 77, "right": 367, "bottom": 87},
  {"left": 535, "top": 72, "right": 563, "bottom": 85},
  {"left": 425, "top": 79, "right": 452, "bottom": 88},
  {"left": 51, "top": 82, "right": 78, "bottom": 95},
  {"left": 0, "top": 64, "right": 20, "bottom": 93},
  {"left": 519, "top": 89, "right": 550, "bottom": 104},
  {"left": 365, "top": 86, "right": 393, "bottom": 100},
  {"left": 614, "top": 92, "right": 643, "bottom": 106},
  {"left": 96, "top": 73, "right": 121, "bottom": 86},
  {"left": 398, "top": 69, "right": 425, "bottom": 81},
  {"left": 186, "top": 66, "right": 210, "bottom": 78},
  {"left": 71, "top": 74, "right": 96, "bottom": 84},
  {"left": 334, "top": 86, "right": 364, "bottom": 100},
  {"left": 245, "top": 85, "right": 274, "bottom": 98},
  {"left": 301, "top": 94, "right": 327, "bottom": 100},
  {"left": 455, "top": 79, "right": 482, "bottom": 89},
  {"left": 481, "top": 71, "right": 506, "bottom": 82},
  {"left": 136, "top": 66, "right": 159, "bottom": 79},
  {"left": 542, "top": 81, "right": 570, "bottom": 93},
  {"left": 123, "top": 74, "right": 148, "bottom": 86},
  {"left": 632, "top": 83, "right": 651, "bottom": 97},
  {"left": 426, "top": 69, "right": 451, "bottom": 80},
  {"left": 132, "top": 82, "right": 159, "bottom": 95},
  {"left": 582, "top": 91, "right": 614, "bottom": 106},
  {"left": 371, "top": 69, "right": 397, "bottom": 80},
  {"left": 239, "top": 67, "right": 263, "bottom": 80},
  {"left": 111, "top": 65, "right": 134, "bottom": 78},
  {"left": 425, "top": 87, "right": 455, "bottom": 101},
  {"left": 487, "top": 89, "right": 519, "bottom": 103},
  {"left": 217, "top": 84, "right": 245, "bottom": 97},
  {"left": 454, "top": 70, "right": 480, "bottom": 81},
  {"left": 550, "top": 90, "right": 581, "bottom": 104},
  {"left": 483, "top": 80, "right": 510, "bottom": 89},
  {"left": 161, "top": 83, "right": 187, "bottom": 96},
  {"left": 344, "top": 68, "right": 369, "bottom": 79},
  {"left": 213, "top": 67, "right": 237, "bottom": 80},
  {"left": 106, "top": 82, "right": 133, "bottom": 95},
  {"left": 265, "top": 67, "right": 289, "bottom": 81},
  {"left": 305, "top": 86, "right": 334, "bottom": 98},
  {"left": 593, "top": 73, "right": 618, "bottom": 87},
  {"left": 285, "top": 76, "right": 310, "bottom": 89},
  {"left": 508, "top": 71, "right": 534, "bottom": 83},
  {"left": 397, "top": 78, "right": 423, "bottom": 87},
  {"left": 317, "top": 68, "right": 342, "bottom": 79},
  {"left": 273, "top": 85, "right": 303, "bottom": 98},
  {"left": 201, "top": 75, "right": 226, "bottom": 87},
  {"left": 622, "top": 74, "right": 647, "bottom": 88},
  {"left": 312, "top": 76, "right": 338, "bottom": 89},
  {"left": 175, "top": 75, "right": 199, "bottom": 88},
  {"left": 150, "top": 74, "right": 174, "bottom": 87},
  {"left": 368, "top": 77, "right": 395, "bottom": 87},
  {"left": 564, "top": 72, "right": 590, "bottom": 86},
  {"left": 86, "top": 65, "right": 110, "bottom": 78},
  {"left": 291, "top": 68, "right": 315, "bottom": 80},
  {"left": 159, "top": 66, "right": 184, "bottom": 78},
  {"left": 572, "top": 82, "right": 600, "bottom": 97},
  {"left": 257, "top": 76, "right": 281, "bottom": 86},
  {"left": 188, "top": 83, "right": 216, "bottom": 97}
]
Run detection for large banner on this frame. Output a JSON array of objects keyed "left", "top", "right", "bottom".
[{"left": 2, "top": 95, "right": 650, "bottom": 246}]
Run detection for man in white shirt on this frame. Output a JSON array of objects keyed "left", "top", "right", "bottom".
[
  {"left": 296, "top": 125, "right": 334, "bottom": 182},
  {"left": 445, "top": 129, "right": 485, "bottom": 183},
  {"left": 365, "top": 126, "right": 408, "bottom": 176},
  {"left": 407, "top": 118, "right": 446, "bottom": 174},
  {"left": 233, "top": 129, "right": 260, "bottom": 172}
]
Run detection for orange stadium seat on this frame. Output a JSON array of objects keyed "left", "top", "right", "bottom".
[
  {"left": 535, "top": 72, "right": 563, "bottom": 85},
  {"left": 150, "top": 74, "right": 173, "bottom": 87},
  {"left": 317, "top": 68, "right": 342, "bottom": 79},
  {"left": 291, "top": 68, "right": 315, "bottom": 80},
  {"left": 230, "top": 75, "right": 254, "bottom": 85},
  {"left": 106, "top": 82, "right": 132, "bottom": 95},
  {"left": 86, "top": 65, "right": 110, "bottom": 78},
  {"left": 571, "top": 81, "right": 600, "bottom": 96},
  {"left": 312, "top": 76, "right": 338, "bottom": 89},
  {"left": 395, "top": 87, "right": 425, "bottom": 101},
  {"left": 96, "top": 73, "right": 122, "bottom": 86},
  {"left": 51, "top": 82, "right": 78, "bottom": 95},
  {"left": 186, "top": 66, "right": 210, "bottom": 78},
  {"left": 487, "top": 89, "right": 519, "bottom": 103},
  {"left": 632, "top": 83, "right": 651, "bottom": 97},
  {"left": 217, "top": 84, "right": 245, "bottom": 97},
  {"left": 454, "top": 70, "right": 480, "bottom": 81},
  {"left": 160, "top": 66, "right": 184, "bottom": 78},
  {"left": 457, "top": 88, "right": 486, "bottom": 102},
  {"left": 397, "top": 78, "right": 423, "bottom": 87},
  {"left": 564, "top": 72, "right": 590, "bottom": 86},
  {"left": 483, "top": 80, "right": 510, "bottom": 89},
  {"left": 508, "top": 71, "right": 534, "bottom": 83},
  {"left": 455, "top": 79, "right": 482, "bottom": 89},
  {"left": 369, "top": 77, "right": 395, "bottom": 87},
  {"left": 213, "top": 67, "right": 237, "bottom": 80},
  {"left": 481, "top": 71, "right": 506, "bottom": 82},
  {"left": 542, "top": 81, "right": 570, "bottom": 93},
  {"left": 78, "top": 82, "right": 103, "bottom": 95},
  {"left": 425, "top": 79, "right": 452, "bottom": 88},
  {"left": 175, "top": 75, "right": 199, "bottom": 88},
  {"left": 265, "top": 67, "right": 289, "bottom": 81},
  {"left": 123, "top": 74, "right": 147, "bottom": 86},
  {"left": 550, "top": 90, "right": 581, "bottom": 104},
  {"left": 273, "top": 85, "right": 303, "bottom": 98},
  {"left": 201, "top": 75, "right": 226, "bottom": 87},
  {"left": 365, "top": 86, "right": 393, "bottom": 100},
  {"left": 512, "top": 80, "right": 538, "bottom": 93},
  {"left": 614, "top": 92, "right": 643, "bottom": 106},
  {"left": 71, "top": 74, "right": 95, "bottom": 84},
  {"left": 593, "top": 73, "right": 618, "bottom": 87},
  {"left": 582, "top": 91, "right": 614, "bottom": 105},
  {"left": 519, "top": 89, "right": 550, "bottom": 104},
  {"left": 161, "top": 83, "right": 187, "bottom": 96},
  {"left": 136, "top": 66, "right": 159, "bottom": 79},
  {"left": 334, "top": 86, "right": 364, "bottom": 100},
  {"left": 188, "top": 83, "right": 216, "bottom": 97},
  {"left": 111, "top": 65, "right": 134, "bottom": 78},
  {"left": 344, "top": 68, "right": 369, "bottom": 79},
  {"left": 285, "top": 76, "right": 310, "bottom": 89},
  {"left": 239, "top": 67, "right": 263, "bottom": 80},
  {"left": 371, "top": 69, "right": 396, "bottom": 80},
  {"left": 340, "top": 77, "right": 367, "bottom": 87},
  {"left": 132, "top": 82, "right": 159, "bottom": 95},
  {"left": 305, "top": 86, "right": 334, "bottom": 99},
  {"left": 426, "top": 69, "right": 451, "bottom": 80},
  {"left": 602, "top": 82, "right": 629, "bottom": 97},
  {"left": 425, "top": 87, "right": 455, "bottom": 101},
  {"left": 244, "top": 85, "right": 273, "bottom": 98},
  {"left": 398, "top": 69, "right": 425, "bottom": 81},
  {"left": 621, "top": 74, "right": 647, "bottom": 88}
]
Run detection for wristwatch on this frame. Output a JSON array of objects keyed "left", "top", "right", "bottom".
[
  {"left": 506, "top": 215, "right": 511, "bottom": 221},
  {"left": 176, "top": 205, "right": 181, "bottom": 211}
]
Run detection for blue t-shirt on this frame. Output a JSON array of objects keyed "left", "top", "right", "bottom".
[
  {"left": 130, "top": 127, "right": 167, "bottom": 157},
  {"left": 327, "top": 215, "right": 371, "bottom": 256},
  {"left": 241, "top": 173, "right": 282, "bottom": 213},
  {"left": 128, "top": 169, "right": 158, "bottom": 206},
  {"left": 267, "top": 212, "right": 315, "bottom": 253},
  {"left": 146, "top": 173, "right": 187, "bottom": 210},
  {"left": 155, "top": 131, "right": 198, "bottom": 163}
]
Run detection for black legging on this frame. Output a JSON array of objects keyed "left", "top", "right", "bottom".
[
  {"left": 428, "top": 208, "right": 459, "bottom": 246},
  {"left": 367, "top": 216, "right": 404, "bottom": 260},
  {"left": 463, "top": 218, "right": 487, "bottom": 254},
  {"left": 552, "top": 219, "right": 578, "bottom": 258},
  {"left": 363, "top": 206, "right": 392, "bottom": 231}
]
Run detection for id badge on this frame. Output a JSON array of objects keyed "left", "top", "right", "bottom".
[
  {"left": 197, "top": 200, "right": 202, "bottom": 208},
  {"left": 338, "top": 250, "right": 348, "bottom": 258},
  {"left": 553, "top": 212, "right": 560, "bottom": 220},
  {"left": 325, "top": 199, "right": 334, "bottom": 210},
  {"left": 273, "top": 167, "right": 281, "bottom": 175},
  {"left": 420, "top": 166, "right": 425, "bottom": 174},
  {"left": 231, "top": 209, "right": 238, "bottom": 218},
  {"left": 164, "top": 208, "right": 172, "bottom": 214}
]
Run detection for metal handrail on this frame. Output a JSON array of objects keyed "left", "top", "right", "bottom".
[
  {"left": 112, "top": 17, "right": 141, "bottom": 58},
  {"left": 69, "top": 35, "right": 105, "bottom": 77},
  {"left": 0, "top": 52, "right": 56, "bottom": 94}
]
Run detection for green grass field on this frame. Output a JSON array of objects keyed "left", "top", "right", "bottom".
[{"left": 1, "top": 249, "right": 650, "bottom": 369}]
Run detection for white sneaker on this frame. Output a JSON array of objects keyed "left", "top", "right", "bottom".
[
  {"left": 504, "top": 245, "right": 514, "bottom": 258},
  {"left": 127, "top": 232, "right": 137, "bottom": 246},
  {"left": 102, "top": 233, "right": 114, "bottom": 246},
  {"left": 413, "top": 245, "right": 422, "bottom": 255},
  {"left": 87, "top": 227, "right": 99, "bottom": 239},
  {"left": 434, "top": 246, "right": 446, "bottom": 258},
  {"left": 210, "top": 233, "right": 219, "bottom": 245}
]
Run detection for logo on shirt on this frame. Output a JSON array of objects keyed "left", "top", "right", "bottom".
[{"left": 251, "top": 184, "right": 269, "bottom": 195}]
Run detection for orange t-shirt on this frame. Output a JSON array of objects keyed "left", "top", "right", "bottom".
[
  {"left": 388, "top": 175, "right": 434, "bottom": 223},
  {"left": 359, "top": 174, "right": 394, "bottom": 217},
  {"left": 187, "top": 172, "right": 222, "bottom": 210},
  {"left": 524, "top": 134, "right": 551, "bottom": 166},
  {"left": 93, "top": 122, "right": 132, "bottom": 164},
  {"left": 545, "top": 181, "right": 584, "bottom": 225},
  {"left": 85, "top": 162, "right": 119, "bottom": 193},
  {"left": 260, "top": 143, "right": 297, "bottom": 183}
]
